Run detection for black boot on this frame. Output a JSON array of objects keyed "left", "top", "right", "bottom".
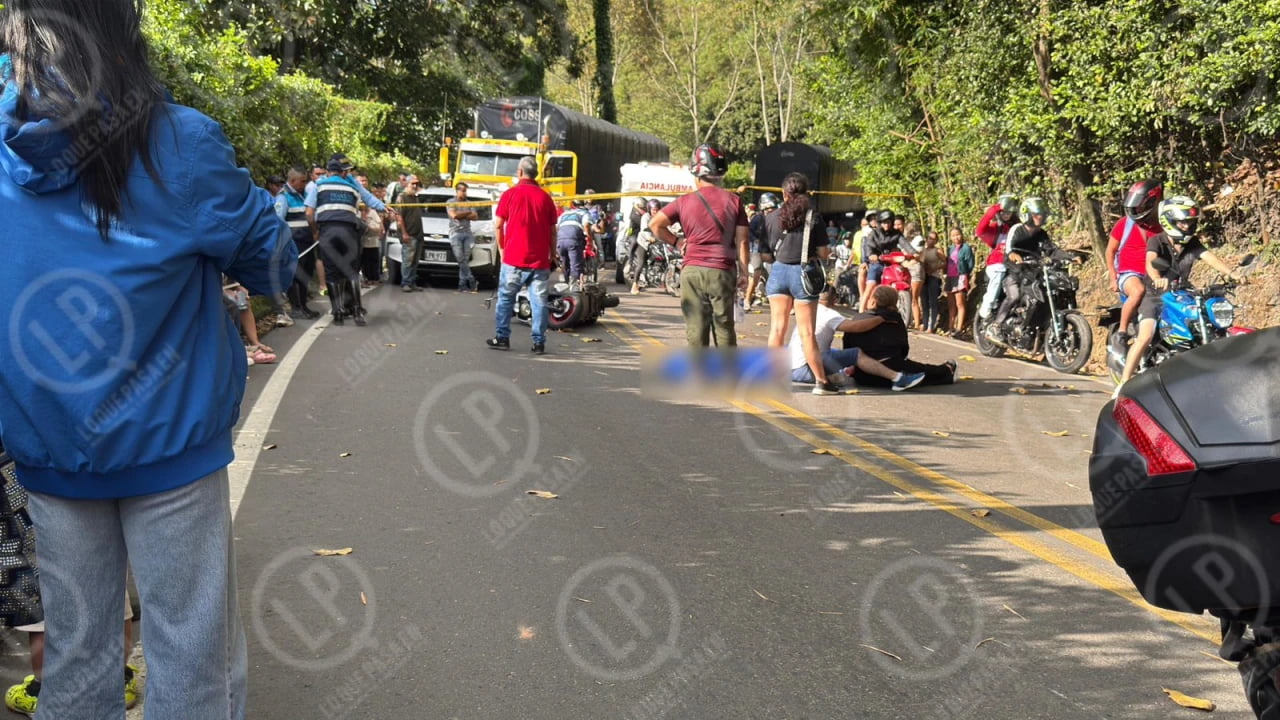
[
  {"left": 350, "top": 280, "right": 367, "bottom": 326},
  {"left": 327, "top": 282, "right": 346, "bottom": 325}
]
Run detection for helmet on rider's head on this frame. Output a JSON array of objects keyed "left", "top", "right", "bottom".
[
  {"left": 877, "top": 209, "right": 895, "bottom": 227},
  {"left": 1020, "top": 197, "right": 1050, "bottom": 225},
  {"left": 1123, "top": 179, "right": 1163, "bottom": 221},
  {"left": 997, "top": 193, "right": 1019, "bottom": 214},
  {"left": 571, "top": 197, "right": 588, "bottom": 208},
  {"left": 689, "top": 143, "right": 728, "bottom": 179},
  {"left": 760, "top": 192, "right": 780, "bottom": 210},
  {"left": 646, "top": 199, "right": 663, "bottom": 214},
  {"left": 1158, "top": 196, "right": 1200, "bottom": 242}
]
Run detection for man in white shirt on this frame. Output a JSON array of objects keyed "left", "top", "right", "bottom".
[{"left": 787, "top": 292, "right": 926, "bottom": 391}]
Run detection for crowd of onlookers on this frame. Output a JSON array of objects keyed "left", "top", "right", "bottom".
[{"left": 227, "top": 166, "right": 409, "bottom": 367}]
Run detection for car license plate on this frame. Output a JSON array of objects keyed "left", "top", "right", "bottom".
[{"left": 424, "top": 250, "right": 448, "bottom": 262}]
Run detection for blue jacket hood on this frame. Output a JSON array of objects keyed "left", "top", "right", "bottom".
[{"left": 0, "top": 55, "right": 80, "bottom": 193}]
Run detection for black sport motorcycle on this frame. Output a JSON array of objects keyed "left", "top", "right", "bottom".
[
  {"left": 973, "top": 249, "right": 1093, "bottom": 374},
  {"left": 623, "top": 236, "right": 684, "bottom": 296}
]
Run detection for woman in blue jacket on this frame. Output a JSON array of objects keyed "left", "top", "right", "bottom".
[{"left": 0, "top": 2, "right": 296, "bottom": 718}]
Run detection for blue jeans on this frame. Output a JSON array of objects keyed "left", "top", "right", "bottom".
[
  {"left": 450, "top": 231, "right": 476, "bottom": 290},
  {"left": 924, "top": 275, "right": 942, "bottom": 330},
  {"left": 791, "top": 347, "right": 861, "bottom": 383},
  {"left": 27, "top": 468, "right": 246, "bottom": 720},
  {"left": 495, "top": 263, "right": 550, "bottom": 344}
]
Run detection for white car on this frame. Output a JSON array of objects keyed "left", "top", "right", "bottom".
[{"left": 386, "top": 186, "right": 499, "bottom": 286}]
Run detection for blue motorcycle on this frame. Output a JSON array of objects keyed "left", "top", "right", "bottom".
[{"left": 1100, "top": 255, "right": 1255, "bottom": 383}]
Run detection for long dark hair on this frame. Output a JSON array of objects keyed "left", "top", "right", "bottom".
[
  {"left": 2, "top": 0, "right": 166, "bottom": 239},
  {"left": 777, "top": 172, "right": 812, "bottom": 231}
]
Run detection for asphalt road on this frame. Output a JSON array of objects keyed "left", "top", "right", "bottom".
[{"left": 71, "top": 274, "right": 1253, "bottom": 718}]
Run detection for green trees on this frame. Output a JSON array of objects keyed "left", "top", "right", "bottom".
[{"left": 806, "top": 0, "right": 1280, "bottom": 248}]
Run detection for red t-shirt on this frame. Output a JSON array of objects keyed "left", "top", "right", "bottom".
[
  {"left": 1109, "top": 217, "right": 1162, "bottom": 275},
  {"left": 659, "top": 186, "right": 748, "bottom": 271},
  {"left": 495, "top": 179, "right": 558, "bottom": 270}
]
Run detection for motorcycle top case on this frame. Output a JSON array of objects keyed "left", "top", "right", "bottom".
[{"left": 1090, "top": 327, "right": 1280, "bottom": 620}]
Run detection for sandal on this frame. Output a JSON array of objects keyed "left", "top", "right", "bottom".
[{"left": 246, "top": 345, "right": 277, "bottom": 365}]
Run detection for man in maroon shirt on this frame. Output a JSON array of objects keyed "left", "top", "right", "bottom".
[
  {"left": 651, "top": 144, "right": 750, "bottom": 347},
  {"left": 488, "top": 157, "right": 559, "bottom": 354}
]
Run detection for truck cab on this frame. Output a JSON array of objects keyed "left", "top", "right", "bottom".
[
  {"left": 442, "top": 136, "right": 578, "bottom": 199},
  {"left": 385, "top": 186, "right": 500, "bottom": 287}
]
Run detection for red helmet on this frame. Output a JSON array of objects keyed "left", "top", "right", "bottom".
[
  {"left": 689, "top": 143, "right": 728, "bottom": 179},
  {"left": 1123, "top": 180, "right": 1163, "bottom": 221}
]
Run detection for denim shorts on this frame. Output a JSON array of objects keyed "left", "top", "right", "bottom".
[
  {"left": 765, "top": 262, "right": 817, "bottom": 302},
  {"left": 867, "top": 263, "right": 885, "bottom": 284}
]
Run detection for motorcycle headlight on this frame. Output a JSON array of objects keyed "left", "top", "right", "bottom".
[{"left": 1207, "top": 298, "right": 1235, "bottom": 329}]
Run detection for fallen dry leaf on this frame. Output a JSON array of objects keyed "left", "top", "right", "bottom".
[
  {"left": 313, "top": 548, "right": 353, "bottom": 556},
  {"left": 1199, "top": 649, "right": 1237, "bottom": 667},
  {"left": 958, "top": 375, "right": 975, "bottom": 381},
  {"left": 959, "top": 355, "right": 977, "bottom": 362},
  {"left": 975, "top": 637, "right": 996, "bottom": 649},
  {"left": 573, "top": 596, "right": 592, "bottom": 604},
  {"left": 1042, "top": 430, "right": 1071, "bottom": 437},
  {"left": 536, "top": 388, "right": 552, "bottom": 395},
  {"left": 554, "top": 456, "right": 577, "bottom": 463},
  {"left": 817, "top": 611, "right": 845, "bottom": 616},
  {"left": 581, "top": 337, "right": 602, "bottom": 343},
  {"left": 971, "top": 509, "right": 991, "bottom": 518},
  {"left": 385, "top": 343, "right": 397, "bottom": 348},
  {"left": 434, "top": 350, "right": 449, "bottom": 355},
  {"left": 756, "top": 322, "right": 768, "bottom": 327},
  {"left": 1010, "top": 387, "right": 1029, "bottom": 395},
  {"left": 1162, "top": 689, "right": 1215, "bottom": 712},
  {"left": 1002, "top": 604, "right": 1027, "bottom": 620},
  {"left": 810, "top": 448, "right": 837, "bottom": 455},
  {"left": 932, "top": 430, "right": 952, "bottom": 438},
  {"left": 518, "top": 626, "right": 536, "bottom": 640},
  {"left": 526, "top": 490, "right": 559, "bottom": 499},
  {"left": 262, "top": 443, "right": 278, "bottom": 451},
  {"left": 360, "top": 592, "right": 367, "bottom": 606},
  {"left": 859, "top": 644, "right": 903, "bottom": 661},
  {"left": 751, "top": 587, "right": 777, "bottom": 603},
  {"left": 340, "top": 452, "right": 352, "bottom": 457}
]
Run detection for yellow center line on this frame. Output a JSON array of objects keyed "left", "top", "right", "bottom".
[
  {"left": 601, "top": 310, "right": 1221, "bottom": 644},
  {"left": 730, "top": 401, "right": 1219, "bottom": 644}
]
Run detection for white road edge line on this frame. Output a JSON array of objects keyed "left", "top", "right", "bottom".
[{"left": 227, "top": 315, "right": 331, "bottom": 518}]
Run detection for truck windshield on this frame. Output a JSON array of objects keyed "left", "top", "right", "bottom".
[{"left": 458, "top": 152, "right": 524, "bottom": 178}]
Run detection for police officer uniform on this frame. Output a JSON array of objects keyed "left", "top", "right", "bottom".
[
  {"left": 280, "top": 184, "right": 319, "bottom": 318},
  {"left": 309, "top": 155, "right": 388, "bottom": 325}
]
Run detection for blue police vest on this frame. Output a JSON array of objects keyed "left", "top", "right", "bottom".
[
  {"left": 557, "top": 209, "right": 587, "bottom": 244},
  {"left": 315, "top": 175, "right": 360, "bottom": 225},
  {"left": 283, "top": 188, "right": 309, "bottom": 229}
]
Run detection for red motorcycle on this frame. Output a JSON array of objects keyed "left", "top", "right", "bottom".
[{"left": 878, "top": 251, "right": 916, "bottom": 327}]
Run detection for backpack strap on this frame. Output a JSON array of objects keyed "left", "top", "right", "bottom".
[{"left": 693, "top": 189, "right": 734, "bottom": 247}]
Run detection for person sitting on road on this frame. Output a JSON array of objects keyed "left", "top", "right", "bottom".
[
  {"left": 786, "top": 289, "right": 927, "bottom": 391},
  {"left": 841, "top": 286, "right": 957, "bottom": 388},
  {"left": 1118, "top": 196, "right": 1242, "bottom": 387},
  {"left": 557, "top": 197, "right": 593, "bottom": 291},
  {"left": 986, "top": 197, "right": 1056, "bottom": 344}
]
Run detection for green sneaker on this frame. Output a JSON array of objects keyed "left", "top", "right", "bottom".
[
  {"left": 5, "top": 675, "right": 38, "bottom": 716},
  {"left": 125, "top": 664, "right": 140, "bottom": 709}
]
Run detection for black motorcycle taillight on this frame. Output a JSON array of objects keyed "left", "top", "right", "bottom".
[{"left": 1112, "top": 397, "right": 1196, "bottom": 476}]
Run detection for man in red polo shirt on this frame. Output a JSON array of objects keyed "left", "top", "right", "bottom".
[
  {"left": 488, "top": 157, "right": 559, "bottom": 354},
  {"left": 650, "top": 143, "right": 750, "bottom": 347}
]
